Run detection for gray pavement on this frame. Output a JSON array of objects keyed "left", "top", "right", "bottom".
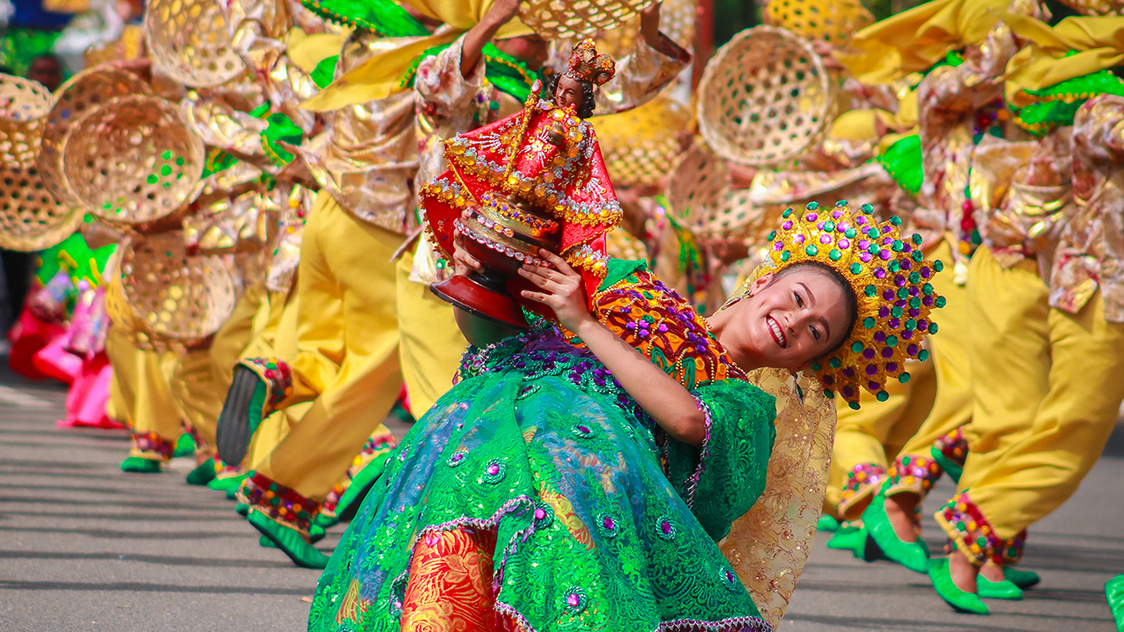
[{"left": 1, "top": 363, "right": 1120, "bottom": 631}]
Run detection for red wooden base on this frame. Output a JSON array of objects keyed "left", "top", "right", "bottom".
[{"left": 430, "top": 274, "right": 529, "bottom": 330}]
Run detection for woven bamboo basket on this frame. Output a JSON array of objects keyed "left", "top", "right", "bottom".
[
  {"left": 38, "top": 66, "right": 152, "bottom": 206},
  {"left": 0, "top": 162, "right": 85, "bottom": 251},
  {"left": 666, "top": 139, "right": 779, "bottom": 244},
  {"left": 594, "top": 96, "right": 690, "bottom": 188},
  {"left": 520, "top": 0, "right": 657, "bottom": 39},
  {"left": 0, "top": 75, "right": 53, "bottom": 168},
  {"left": 595, "top": 0, "right": 695, "bottom": 58},
  {"left": 145, "top": 0, "right": 247, "bottom": 87},
  {"left": 697, "top": 26, "right": 831, "bottom": 166},
  {"left": 62, "top": 95, "right": 204, "bottom": 225},
  {"left": 118, "top": 230, "right": 237, "bottom": 342},
  {"left": 763, "top": 0, "right": 874, "bottom": 47}
]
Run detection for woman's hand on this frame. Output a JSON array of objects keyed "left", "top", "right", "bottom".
[
  {"left": 451, "top": 211, "right": 484, "bottom": 277},
  {"left": 517, "top": 249, "right": 593, "bottom": 333}
]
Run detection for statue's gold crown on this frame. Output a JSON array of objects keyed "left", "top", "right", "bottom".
[{"left": 747, "top": 200, "right": 945, "bottom": 409}]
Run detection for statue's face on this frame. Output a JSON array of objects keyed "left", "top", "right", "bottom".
[{"left": 553, "top": 75, "right": 584, "bottom": 111}]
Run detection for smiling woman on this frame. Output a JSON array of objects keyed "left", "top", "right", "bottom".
[{"left": 308, "top": 199, "right": 943, "bottom": 632}]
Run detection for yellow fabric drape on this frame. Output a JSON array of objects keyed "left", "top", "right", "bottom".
[
  {"left": 301, "top": 0, "right": 533, "bottom": 112},
  {"left": 835, "top": 0, "right": 1009, "bottom": 84},
  {"left": 286, "top": 28, "right": 352, "bottom": 74},
  {"left": 1003, "top": 15, "right": 1124, "bottom": 107}
]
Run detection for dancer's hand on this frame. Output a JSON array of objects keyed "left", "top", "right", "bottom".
[
  {"left": 451, "top": 211, "right": 484, "bottom": 276},
  {"left": 518, "top": 249, "right": 592, "bottom": 333}
]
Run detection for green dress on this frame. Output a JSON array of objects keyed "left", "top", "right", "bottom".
[{"left": 308, "top": 260, "right": 777, "bottom": 631}]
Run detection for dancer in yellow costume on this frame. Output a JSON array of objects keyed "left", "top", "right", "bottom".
[
  {"left": 823, "top": 0, "right": 1034, "bottom": 560},
  {"left": 925, "top": 13, "right": 1124, "bottom": 614}
]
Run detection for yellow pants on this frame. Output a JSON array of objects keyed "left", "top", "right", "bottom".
[
  {"left": 827, "top": 238, "right": 970, "bottom": 519},
  {"left": 253, "top": 192, "right": 466, "bottom": 500},
  {"left": 245, "top": 289, "right": 306, "bottom": 466},
  {"left": 105, "top": 324, "right": 182, "bottom": 460},
  {"left": 935, "top": 246, "right": 1124, "bottom": 563},
  {"left": 169, "top": 280, "right": 266, "bottom": 447}
]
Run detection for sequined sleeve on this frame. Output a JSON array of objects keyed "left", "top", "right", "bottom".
[
  {"left": 664, "top": 380, "right": 777, "bottom": 541},
  {"left": 415, "top": 35, "right": 488, "bottom": 134}
]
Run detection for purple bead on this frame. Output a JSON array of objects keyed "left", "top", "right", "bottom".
[
  {"left": 879, "top": 306, "right": 890, "bottom": 318},
  {"left": 833, "top": 210, "right": 843, "bottom": 220},
  {"left": 577, "top": 425, "right": 590, "bottom": 434},
  {"left": 535, "top": 507, "right": 546, "bottom": 520},
  {"left": 806, "top": 213, "right": 818, "bottom": 221},
  {"left": 661, "top": 520, "right": 672, "bottom": 534},
  {"left": 863, "top": 348, "right": 875, "bottom": 359},
  {"left": 882, "top": 290, "right": 894, "bottom": 301},
  {"left": 886, "top": 363, "right": 898, "bottom": 372},
  {"left": 907, "top": 344, "right": 919, "bottom": 355},
  {"left": 820, "top": 234, "right": 832, "bottom": 244},
  {"left": 782, "top": 220, "right": 793, "bottom": 230},
  {"left": 874, "top": 331, "right": 886, "bottom": 342},
  {"left": 567, "top": 593, "right": 581, "bottom": 607},
  {"left": 602, "top": 516, "right": 615, "bottom": 529},
  {"left": 858, "top": 239, "right": 870, "bottom": 249},
  {"left": 909, "top": 308, "right": 920, "bottom": 317},
  {"left": 882, "top": 348, "right": 893, "bottom": 358},
  {"left": 839, "top": 238, "right": 850, "bottom": 248},
  {"left": 856, "top": 216, "right": 867, "bottom": 225},
  {"left": 795, "top": 234, "right": 805, "bottom": 244},
  {"left": 880, "top": 250, "right": 892, "bottom": 261},
  {"left": 487, "top": 463, "right": 500, "bottom": 476},
  {"left": 874, "top": 268, "right": 886, "bottom": 279},
  {"left": 861, "top": 252, "right": 873, "bottom": 263},
  {"left": 866, "top": 365, "right": 877, "bottom": 375},
  {"left": 889, "top": 318, "right": 900, "bottom": 328}
]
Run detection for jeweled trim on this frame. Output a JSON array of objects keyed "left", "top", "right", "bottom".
[
  {"left": 129, "top": 431, "right": 176, "bottom": 462},
  {"left": 237, "top": 356, "right": 293, "bottom": 413},
  {"left": 837, "top": 462, "right": 887, "bottom": 517},
  {"left": 885, "top": 454, "right": 943, "bottom": 498},
  {"left": 681, "top": 397, "right": 714, "bottom": 510},
  {"left": 934, "top": 491, "right": 1026, "bottom": 566},
  {"left": 933, "top": 426, "right": 967, "bottom": 467},
  {"left": 241, "top": 471, "right": 320, "bottom": 535}
]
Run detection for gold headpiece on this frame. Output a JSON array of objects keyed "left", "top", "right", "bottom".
[
  {"left": 565, "top": 39, "right": 616, "bottom": 86},
  {"left": 743, "top": 200, "right": 945, "bottom": 409}
]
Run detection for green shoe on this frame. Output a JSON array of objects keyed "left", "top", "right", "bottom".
[
  {"left": 259, "top": 535, "right": 278, "bottom": 548},
  {"left": 817, "top": 515, "right": 840, "bottom": 532},
  {"left": 826, "top": 526, "right": 865, "bottom": 551},
  {"left": 862, "top": 493, "right": 930, "bottom": 574},
  {"left": 207, "top": 472, "right": 248, "bottom": 492},
  {"left": 333, "top": 454, "right": 390, "bottom": 522},
  {"left": 310, "top": 524, "right": 326, "bottom": 544},
  {"left": 977, "top": 576, "right": 1023, "bottom": 600},
  {"left": 1004, "top": 567, "right": 1041, "bottom": 589},
  {"left": 247, "top": 509, "right": 329, "bottom": 569},
  {"left": 930, "top": 445, "right": 963, "bottom": 484},
  {"left": 313, "top": 512, "right": 340, "bottom": 530},
  {"left": 120, "top": 457, "right": 162, "bottom": 473},
  {"left": 1106, "top": 574, "right": 1124, "bottom": 632},
  {"left": 928, "top": 557, "right": 988, "bottom": 615},
  {"left": 235, "top": 503, "right": 249, "bottom": 517},
  {"left": 173, "top": 433, "right": 197, "bottom": 459},
  {"left": 185, "top": 458, "right": 217, "bottom": 485}
]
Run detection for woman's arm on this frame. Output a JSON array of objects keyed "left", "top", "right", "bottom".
[{"left": 518, "top": 250, "right": 708, "bottom": 446}]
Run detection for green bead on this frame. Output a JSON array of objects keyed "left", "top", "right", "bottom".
[
  {"left": 864, "top": 284, "right": 877, "bottom": 297},
  {"left": 810, "top": 362, "right": 821, "bottom": 371},
  {"left": 885, "top": 335, "right": 898, "bottom": 347},
  {"left": 861, "top": 203, "right": 873, "bottom": 214},
  {"left": 906, "top": 319, "right": 917, "bottom": 330},
  {"left": 902, "top": 456, "right": 911, "bottom": 465},
  {"left": 912, "top": 251, "right": 924, "bottom": 262},
  {"left": 782, "top": 208, "right": 792, "bottom": 218},
  {"left": 896, "top": 287, "right": 909, "bottom": 299},
  {"left": 781, "top": 250, "right": 791, "bottom": 262},
  {"left": 928, "top": 323, "right": 939, "bottom": 334},
  {"left": 269, "top": 483, "right": 279, "bottom": 492},
  {"left": 876, "top": 391, "right": 889, "bottom": 402},
  {"left": 767, "top": 231, "right": 776, "bottom": 240},
  {"left": 850, "top": 263, "right": 862, "bottom": 274},
  {"left": 837, "top": 199, "right": 848, "bottom": 207},
  {"left": 147, "top": 174, "right": 158, "bottom": 184},
  {"left": 851, "top": 342, "right": 864, "bottom": 353},
  {"left": 909, "top": 272, "right": 920, "bottom": 283},
  {"left": 845, "top": 228, "right": 857, "bottom": 239},
  {"left": 891, "top": 306, "right": 903, "bottom": 318},
  {"left": 489, "top": 100, "right": 500, "bottom": 111},
  {"left": 161, "top": 149, "right": 172, "bottom": 160},
  {"left": 910, "top": 297, "right": 921, "bottom": 309},
  {"left": 890, "top": 215, "right": 902, "bottom": 226},
  {"left": 863, "top": 317, "right": 875, "bottom": 329},
  {"left": 824, "top": 389, "right": 834, "bottom": 399},
  {"left": 912, "top": 234, "right": 923, "bottom": 246},
  {"left": 829, "top": 357, "right": 842, "bottom": 368},
  {"left": 270, "top": 497, "right": 280, "bottom": 506},
  {"left": 175, "top": 157, "right": 185, "bottom": 166},
  {"left": 919, "top": 350, "right": 930, "bottom": 361},
  {"left": 889, "top": 261, "right": 901, "bottom": 272},
  {"left": 891, "top": 240, "right": 903, "bottom": 252},
  {"left": 868, "top": 244, "right": 880, "bottom": 255},
  {"left": 934, "top": 259, "right": 944, "bottom": 272},
  {"left": 899, "top": 372, "right": 911, "bottom": 383},
  {"left": 922, "top": 283, "right": 933, "bottom": 295},
  {"left": 829, "top": 248, "right": 842, "bottom": 261},
  {"left": 867, "top": 228, "right": 880, "bottom": 238},
  {"left": 849, "top": 401, "right": 860, "bottom": 410},
  {"left": 823, "top": 221, "right": 835, "bottom": 231},
  {"left": 806, "top": 245, "right": 818, "bottom": 256},
  {"left": 806, "top": 201, "right": 819, "bottom": 210},
  {"left": 160, "top": 165, "right": 172, "bottom": 176},
  {"left": 935, "top": 296, "right": 947, "bottom": 308}
]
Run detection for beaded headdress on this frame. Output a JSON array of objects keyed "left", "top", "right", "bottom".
[
  {"left": 737, "top": 200, "right": 946, "bottom": 409},
  {"left": 565, "top": 39, "right": 616, "bottom": 86}
]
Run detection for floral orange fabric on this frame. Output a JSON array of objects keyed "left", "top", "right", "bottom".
[{"left": 399, "top": 527, "right": 500, "bottom": 631}]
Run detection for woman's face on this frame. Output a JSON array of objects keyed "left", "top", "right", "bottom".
[
  {"left": 719, "top": 268, "right": 853, "bottom": 373},
  {"left": 553, "top": 75, "right": 584, "bottom": 111}
]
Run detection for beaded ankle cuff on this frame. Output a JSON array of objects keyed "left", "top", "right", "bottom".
[
  {"left": 933, "top": 426, "right": 968, "bottom": 468},
  {"left": 837, "top": 463, "right": 887, "bottom": 519},
  {"left": 236, "top": 356, "right": 293, "bottom": 415},
  {"left": 321, "top": 430, "right": 398, "bottom": 518},
  {"left": 129, "top": 431, "right": 177, "bottom": 462},
  {"left": 886, "top": 454, "right": 943, "bottom": 498},
  {"left": 935, "top": 492, "right": 1025, "bottom": 565},
  {"left": 241, "top": 472, "right": 321, "bottom": 536}
]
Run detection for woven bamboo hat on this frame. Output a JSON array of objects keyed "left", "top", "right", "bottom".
[
  {"left": 697, "top": 26, "right": 832, "bottom": 166},
  {"left": 62, "top": 94, "right": 204, "bottom": 225},
  {"left": 665, "top": 139, "right": 781, "bottom": 244},
  {"left": 520, "top": 0, "right": 657, "bottom": 39},
  {"left": 38, "top": 66, "right": 153, "bottom": 206},
  {"left": 145, "top": 0, "right": 248, "bottom": 87},
  {"left": 594, "top": 96, "right": 691, "bottom": 188},
  {"left": 118, "top": 230, "right": 237, "bottom": 342},
  {"left": 0, "top": 75, "right": 52, "bottom": 167}
]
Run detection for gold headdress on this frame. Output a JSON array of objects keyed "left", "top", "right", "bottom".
[
  {"left": 741, "top": 200, "right": 945, "bottom": 409},
  {"left": 565, "top": 39, "right": 616, "bottom": 86}
]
